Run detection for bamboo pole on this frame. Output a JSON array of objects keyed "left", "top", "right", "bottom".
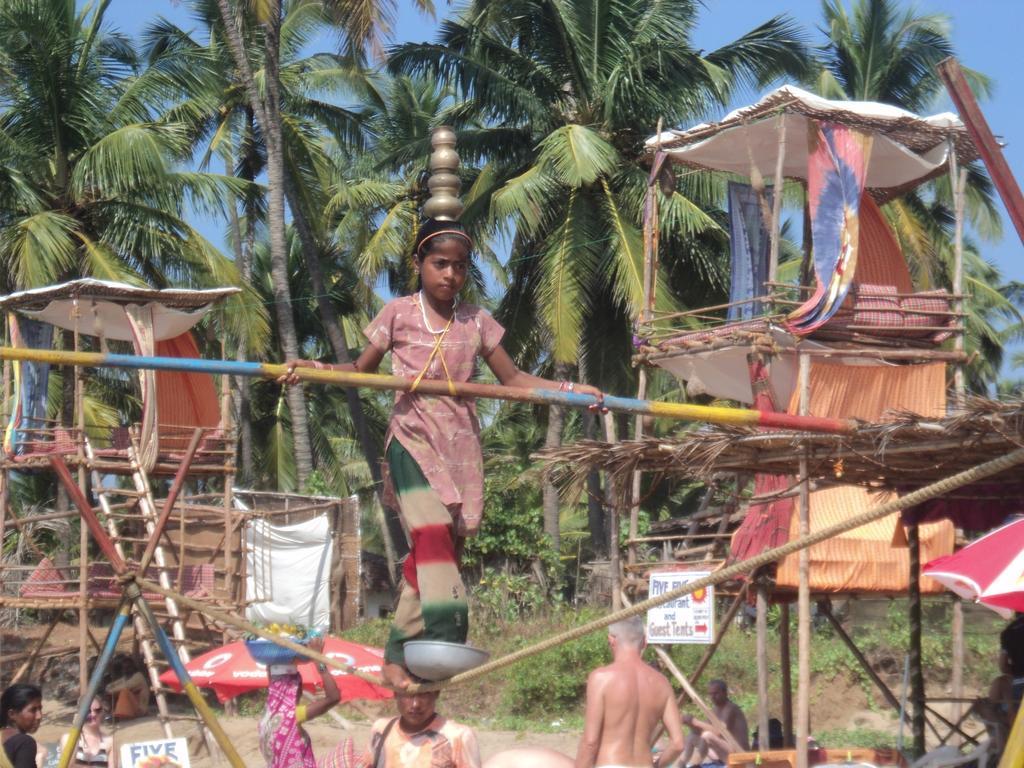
[
  {"left": 768, "top": 112, "right": 787, "bottom": 283},
  {"left": 796, "top": 353, "right": 810, "bottom": 768},
  {"left": 74, "top": 298, "right": 88, "bottom": 695},
  {"left": 779, "top": 602, "right": 793, "bottom": 747},
  {"left": 633, "top": 131, "right": 662, "bottom": 569},
  {"left": 604, "top": 413, "right": 622, "bottom": 611},
  {"left": 948, "top": 146, "right": 967, "bottom": 747},
  {"left": 997, "top": 694, "right": 1024, "bottom": 768},
  {"left": 10, "top": 613, "right": 61, "bottom": 684},
  {"left": 0, "top": 347, "right": 856, "bottom": 435},
  {"left": 938, "top": 57, "right": 1024, "bottom": 246},
  {"left": 756, "top": 579, "right": 771, "bottom": 746},
  {"left": 908, "top": 523, "right": 926, "bottom": 756},
  {"left": 950, "top": 597, "right": 964, "bottom": 747}
]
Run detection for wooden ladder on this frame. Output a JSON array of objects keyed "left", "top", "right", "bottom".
[{"left": 83, "top": 437, "right": 219, "bottom": 760}]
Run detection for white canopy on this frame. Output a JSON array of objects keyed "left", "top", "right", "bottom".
[
  {"left": 0, "top": 279, "right": 239, "bottom": 342},
  {"left": 652, "top": 327, "right": 894, "bottom": 405},
  {"left": 645, "top": 85, "right": 975, "bottom": 194}
]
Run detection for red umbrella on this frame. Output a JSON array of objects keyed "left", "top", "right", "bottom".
[
  {"left": 159, "top": 636, "right": 394, "bottom": 703},
  {"left": 923, "top": 517, "right": 1024, "bottom": 618}
]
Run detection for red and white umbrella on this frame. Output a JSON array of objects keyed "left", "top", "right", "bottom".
[
  {"left": 159, "top": 636, "right": 394, "bottom": 703},
  {"left": 923, "top": 517, "right": 1024, "bottom": 618}
]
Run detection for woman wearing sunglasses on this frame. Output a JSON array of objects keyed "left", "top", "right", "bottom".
[{"left": 59, "top": 699, "right": 117, "bottom": 767}]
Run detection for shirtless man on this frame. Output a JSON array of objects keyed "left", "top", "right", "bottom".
[
  {"left": 678, "top": 679, "right": 749, "bottom": 767},
  {"left": 575, "top": 616, "right": 685, "bottom": 768}
]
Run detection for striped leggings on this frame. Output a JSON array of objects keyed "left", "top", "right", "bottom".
[{"left": 384, "top": 440, "right": 469, "bottom": 666}]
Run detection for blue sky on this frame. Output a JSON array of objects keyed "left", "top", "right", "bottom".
[{"left": 104, "top": 0, "right": 1024, "bottom": 367}]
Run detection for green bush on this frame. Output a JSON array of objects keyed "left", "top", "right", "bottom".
[
  {"left": 501, "top": 610, "right": 610, "bottom": 717},
  {"left": 471, "top": 568, "right": 548, "bottom": 623}
]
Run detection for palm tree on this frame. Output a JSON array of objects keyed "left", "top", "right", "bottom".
[
  {"left": 144, "top": 0, "right": 378, "bottom": 490},
  {"left": 213, "top": 0, "right": 316, "bottom": 484},
  {"left": 389, "top": 0, "right": 814, "bottom": 547},
  {"left": 813, "top": 0, "right": 1019, "bottom": 390},
  {"left": 212, "top": 0, "right": 433, "bottom": 487},
  {"left": 0, "top": 0, "right": 255, "bottom": 305}
]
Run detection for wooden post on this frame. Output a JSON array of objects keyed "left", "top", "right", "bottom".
[
  {"left": 780, "top": 601, "right": 794, "bottom": 747},
  {"left": 756, "top": 579, "right": 771, "bottom": 747},
  {"left": 938, "top": 57, "right": 1024, "bottom": 247},
  {"left": 768, "top": 112, "right": 787, "bottom": 283},
  {"left": 603, "top": 413, "right": 621, "bottom": 610},
  {"left": 631, "top": 130, "right": 661, "bottom": 570},
  {"left": 947, "top": 141, "right": 967, "bottom": 748},
  {"left": 796, "top": 353, "right": 811, "bottom": 768},
  {"left": 220, "top": 343, "right": 234, "bottom": 600},
  {"left": 948, "top": 141, "right": 967, "bottom": 396},
  {"left": 950, "top": 597, "right": 964, "bottom": 747},
  {"left": 0, "top": 318, "right": 7, "bottom": 685},
  {"left": 629, "top": 368, "right": 646, "bottom": 571},
  {"left": 73, "top": 298, "right": 89, "bottom": 694},
  {"left": 0, "top": 474, "right": 6, "bottom": 686},
  {"left": 908, "top": 523, "right": 926, "bottom": 756}
]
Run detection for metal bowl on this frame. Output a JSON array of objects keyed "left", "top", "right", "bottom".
[{"left": 403, "top": 640, "right": 490, "bottom": 681}]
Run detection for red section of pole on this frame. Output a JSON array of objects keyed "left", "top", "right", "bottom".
[
  {"left": 50, "top": 457, "right": 126, "bottom": 572},
  {"left": 138, "top": 428, "right": 204, "bottom": 574},
  {"left": 937, "top": 57, "right": 1024, "bottom": 246}
]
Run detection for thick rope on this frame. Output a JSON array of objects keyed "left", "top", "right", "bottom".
[
  {"left": 407, "top": 446, "right": 1024, "bottom": 692},
  {"left": 135, "top": 447, "right": 1024, "bottom": 694},
  {"left": 132, "top": 576, "right": 387, "bottom": 687}
]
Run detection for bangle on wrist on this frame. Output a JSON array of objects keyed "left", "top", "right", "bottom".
[{"left": 558, "top": 381, "right": 575, "bottom": 393}]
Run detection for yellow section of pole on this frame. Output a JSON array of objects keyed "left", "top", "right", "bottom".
[{"left": 998, "top": 697, "right": 1024, "bottom": 768}]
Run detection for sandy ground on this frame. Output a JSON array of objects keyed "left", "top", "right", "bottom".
[{"left": 34, "top": 701, "right": 580, "bottom": 766}]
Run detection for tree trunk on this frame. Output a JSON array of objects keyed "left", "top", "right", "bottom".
[
  {"left": 284, "top": 181, "right": 407, "bottom": 560},
  {"left": 227, "top": 152, "right": 254, "bottom": 485},
  {"left": 216, "top": 0, "right": 313, "bottom": 487}
]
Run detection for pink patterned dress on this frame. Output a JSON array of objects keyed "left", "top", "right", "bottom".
[
  {"left": 364, "top": 295, "right": 505, "bottom": 536},
  {"left": 259, "top": 674, "right": 316, "bottom": 768}
]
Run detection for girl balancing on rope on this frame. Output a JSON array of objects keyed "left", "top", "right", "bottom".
[{"left": 285, "top": 218, "right": 603, "bottom": 688}]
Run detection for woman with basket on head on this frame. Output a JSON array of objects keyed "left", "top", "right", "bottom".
[
  {"left": 257, "top": 636, "right": 340, "bottom": 768},
  {"left": 284, "top": 217, "right": 603, "bottom": 689}
]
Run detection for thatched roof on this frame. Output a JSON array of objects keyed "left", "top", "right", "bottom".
[{"left": 538, "top": 397, "right": 1024, "bottom": 495}]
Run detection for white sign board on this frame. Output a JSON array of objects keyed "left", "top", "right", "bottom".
[
  {"left": 120, "top": 738, "right": 190, "bottom": 768},
  {"left": 646, "top": 571, "right": 714, "bottom": 644}
]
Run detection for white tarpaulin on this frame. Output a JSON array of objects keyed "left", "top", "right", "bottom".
[
  {"left": 652, "top": 327, "right": 893, "bottom": 405},
  {"left": 245, "top": 516, "right": 333, "bottom": 630},
  {"left": 0, "top": 278, "right": 239, "bottom": 341},
  {"left": 645, "top": 85, "right": 965, "bottom": 193}
]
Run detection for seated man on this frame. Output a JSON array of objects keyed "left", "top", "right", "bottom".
[
  {"left": 104, "top": 656, "right": 149, "bottom": 721},
  {"left": 575, "top": 616, "right": 685, "bottom": 768},
  {"left": 679, "top": 680, "right": 749, "bottom": 768},
  {"left": 355, "top": 683, "right": 480, "bottom": 768}
]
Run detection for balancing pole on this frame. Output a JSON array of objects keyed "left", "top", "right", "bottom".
[{"left": 0, "top": 348, "right": 855, "bottom": 435}]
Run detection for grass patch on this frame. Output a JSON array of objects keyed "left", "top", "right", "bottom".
[{"left": 336, "top": 598, "right": 1001, "bottom": 736}]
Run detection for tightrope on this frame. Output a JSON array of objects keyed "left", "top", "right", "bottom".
[
  {"left": 409, "top": 446, "right": 1024, "bottom": 692},
  {"left": 133, "top": 447, "right": 1024, "bottom": 694}
]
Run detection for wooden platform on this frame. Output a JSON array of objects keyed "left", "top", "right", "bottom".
[{"left": 727, "top": 747, "right": 906, "bottom": 768}]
